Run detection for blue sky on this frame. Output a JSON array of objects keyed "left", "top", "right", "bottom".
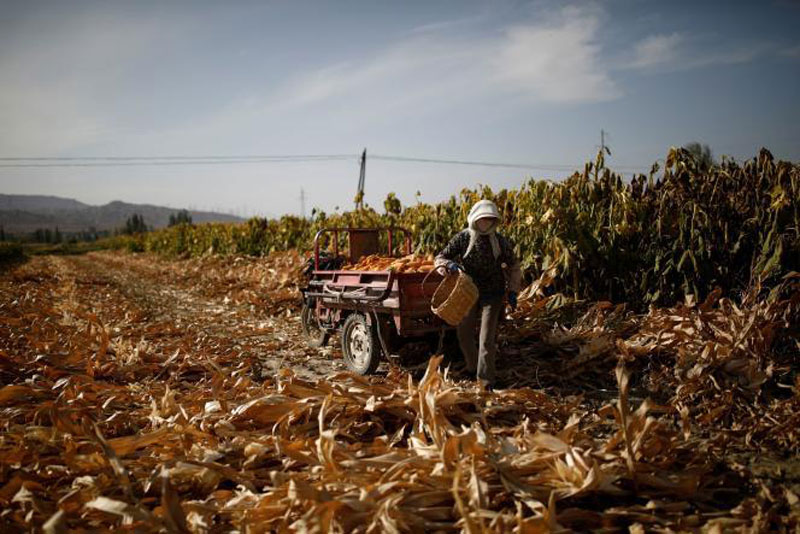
[{"left": 1, "top": 0, "right": 798, "bottom": 217}]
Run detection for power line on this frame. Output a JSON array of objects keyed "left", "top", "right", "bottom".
[
  {"left": 0, "top": 151, "right": 652, "bottom": 172},
  {"left": 372, "top": 153, "right": 575, "bottom": 170},
  {"left": 0, "top": 155, "right": 357, "bottom": 168},
  {"left": 0, "top": 154, "right": 355, "bottom": 161},
  {"left": 371, "top": 154, "right": 648, "bottom": 172}
]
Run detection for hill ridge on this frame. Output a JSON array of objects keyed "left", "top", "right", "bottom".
[{"left": 0, "top": 193, "right": 245, "bottom": 234}]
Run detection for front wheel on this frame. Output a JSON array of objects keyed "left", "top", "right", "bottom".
[
  {"left": 301, "top": 299, "right": 329, "bottom": 348},
  {"left": 341, "top": 313, "right": 381, "bottom": 375}
]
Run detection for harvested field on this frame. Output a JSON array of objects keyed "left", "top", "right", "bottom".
[{"left": 0, "top": 251, "right": 798, "bottom": 532}]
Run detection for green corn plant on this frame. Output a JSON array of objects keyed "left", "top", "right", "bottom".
[{"left": 115, "top": 148, "right": 797, "bottom": 310}]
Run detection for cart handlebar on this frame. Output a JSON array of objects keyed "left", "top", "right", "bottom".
[{"left": 304, "top": 270, "right": 396, "bottom": 303}]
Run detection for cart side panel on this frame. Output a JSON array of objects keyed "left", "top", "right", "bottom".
[
  {"left": 394, "top": 272, "right": 448, "bottom": 336},
  {"left": 396, "top": 272, "right": 442, "bottom": 311}
]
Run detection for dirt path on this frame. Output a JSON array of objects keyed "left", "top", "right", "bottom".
[
  {"left": 46, "top": 251, "right": 347, "bottom": 383},
  {"left": 0, "top": 251, "right": 670, "bottom": 396}
]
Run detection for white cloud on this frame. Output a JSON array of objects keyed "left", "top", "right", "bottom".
[
  {"left": 687, "top": 46, "right": 763, "bottom": 68},
  {"left": 624, "top": 32, "right": 764, "bottom": 72},
  {"left": 115, "top": 4, "right": 622, "bottom": 160},
  {"left": 491, "top": 7, "right": 620, "bottom": 102},
  {"left": 407, "top": 15, "right": 486, "bottom": 36},
  {"left": 0, "top": 4, "right": 623, "bottom": 157},
  {"left": 0, "top": 10, "right": 174, "bottom": 153},
  {"left": 274, "top": 38, "right": 474, "bottom": 110},
  {"left": 266, "top": 4, "right": 619, "bottom": 117},
  {"left": 629, "top": 33, "right": 683, "bottom": 69},
  {"left": 779, "top": 44, "right": 800, "bottom": 58}
]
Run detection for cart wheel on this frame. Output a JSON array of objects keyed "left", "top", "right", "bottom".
[
  {"left": 341, "top": 313, "right": 381, "bottom": 375},
  {"left": 301, "top": 300, "right": 329, "bottom": 348}
]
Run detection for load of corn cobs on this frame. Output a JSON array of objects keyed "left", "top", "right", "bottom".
[{"left": 341, "top": 253, "right": 436, "bottom": 273}]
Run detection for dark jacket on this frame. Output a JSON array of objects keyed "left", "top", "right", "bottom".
[{"left": 435, "top": 230, "right": 521, "bottom": 302}]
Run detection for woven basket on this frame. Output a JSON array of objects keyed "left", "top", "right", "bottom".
[{"left": 431, "top": 271, "right": 479, "bottom": 326}]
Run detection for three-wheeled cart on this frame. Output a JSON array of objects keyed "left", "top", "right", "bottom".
[{"left": 300, "top": 227, "right": 454, "bottom": 374}]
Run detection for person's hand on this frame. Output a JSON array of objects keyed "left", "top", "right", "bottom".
[
  {"left": 507, "top": 291, "right": 518, "bottom": 311},
  {"left": 446, "top": 261, "right": 462, "bottom": 274}
]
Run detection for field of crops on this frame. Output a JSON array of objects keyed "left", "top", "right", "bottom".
[
  {"left": 0, "top": 148, "right": 798, "bottom": 532},
  {"left": 117, "top": 147, "right": 798, "bottom": 310}
]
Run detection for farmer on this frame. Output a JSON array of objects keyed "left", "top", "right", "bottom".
[{"left": 434, "top": 199, "right": 522, "bottom": 388}]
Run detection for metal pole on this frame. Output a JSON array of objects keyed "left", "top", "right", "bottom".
[{"left": 356, "top": 148, "right": 366, "bottom": 209}]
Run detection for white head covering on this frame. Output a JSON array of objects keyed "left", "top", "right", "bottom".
[{"left": 465, "top": 200, "right": 501, "bottom": 259}]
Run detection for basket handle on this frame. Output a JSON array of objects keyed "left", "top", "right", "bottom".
[{"left": 421, "top": 266, "right": 450, "bottom": 295}]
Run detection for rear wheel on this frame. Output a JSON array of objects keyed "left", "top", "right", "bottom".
[
  {"left": 341, "top": 313, "right": 381, "bottom": 375},
  {"left": 301, "top": 299, "right": 329, "bottom": 348}
]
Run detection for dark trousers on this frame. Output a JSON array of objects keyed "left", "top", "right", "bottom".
[{"left": 456, "top": 297, "right": 503, "bottom": 385}]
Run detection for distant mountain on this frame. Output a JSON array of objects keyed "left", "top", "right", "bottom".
[
  {"left": 0, "top": 194, "right": 245, "bottom": 234},
  {"left": 0, "top": 194, "right": 89, "bottom": 213}
]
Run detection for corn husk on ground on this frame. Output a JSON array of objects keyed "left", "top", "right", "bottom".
[{"left": 1, "top": 252, "right": 798, "bottom": 532}]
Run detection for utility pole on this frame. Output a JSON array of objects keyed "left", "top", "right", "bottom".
[
  {"left": 299, "top": 188, "right": 306, "bottom": 219},
  {"left": 355, "top": 148, "right": 366, "bottom": 210},
  {"left": 600, "top": 129, "right": 610, "bottom": 155}
]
